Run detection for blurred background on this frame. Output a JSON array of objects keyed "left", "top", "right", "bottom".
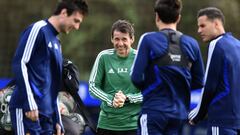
[{"left": 0, "top": 0, "right": 240, "bottom": 134}]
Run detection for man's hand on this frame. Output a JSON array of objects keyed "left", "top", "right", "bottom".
[
  {"left": 113, "top": 90, "right": 126, "bottom": 108},
  {"left": 54, "top": 123, "right": 64, "bottom": 135},
  {"left": 25, "top": 110, "right": 39, "bottom": 121},
  {"left": 189, "top": 120, "right": 195, "bottom": 125}
]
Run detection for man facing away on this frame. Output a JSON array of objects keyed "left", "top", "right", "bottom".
[
  {"left": 131, "top": 0, "right": 205, "bottom": 134},
  {"left": 189, "top": 7, "right": 240, "bottom": 135},
  {"left": 10, "top": 0, "right": 88, "bottom": 134}
]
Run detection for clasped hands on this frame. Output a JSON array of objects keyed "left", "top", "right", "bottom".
[{"left": 112, "top": 90, "right": 127, "bottom": 108}]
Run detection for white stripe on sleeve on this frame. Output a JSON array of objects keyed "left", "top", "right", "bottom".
[
  {"left": 21, "top": 20, "right": 47, "bottom": 110},
  {"left": 189, "top": 36, "right": 223, "bottom": 120}
]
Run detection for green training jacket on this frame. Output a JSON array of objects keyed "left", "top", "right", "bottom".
[{"left": 89, "top": 48, "right": 142, "bottom": 131}]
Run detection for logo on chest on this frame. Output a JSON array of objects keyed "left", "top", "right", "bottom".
[
  {"left": 48, "top": 42, "right": 59, "bottom": 50},
  {"left": 108, "top": 68, "right": 128, "bottom": 74},
  {"left": 48, "top": 42, "right": 62, "bottom": 54}
]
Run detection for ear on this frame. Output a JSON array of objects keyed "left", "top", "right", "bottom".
[
  {"left": 155, "top": 13, "right": 160, "bottom": 23},
  {"left": 213, "top": 19, "right": 219, "bottom": 29},
  {"left": 131, "top": 36, "right": 135, "bottom": 44},
  {"left": 177, "top": 15, "right": 181, "bottom": 23},
  {"left": 60, "top": 9, "right": 68, "bottom": 17},
  {"left": 111, "top": 37, "right": 114, "bottom": 44}
]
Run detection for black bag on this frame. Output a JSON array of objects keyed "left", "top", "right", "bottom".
[
  {"left": 62, "top": 58, "right": 97, "bottom": 134},
  {"left": 62, "top": 59, "right": 80, "bottom": 93}
]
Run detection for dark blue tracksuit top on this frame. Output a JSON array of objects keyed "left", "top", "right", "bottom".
[
  {"left": 131, "top": 29, "right": 205, "bottom": 119},
  {"left": 10, "top": 20, "right": 63, "bottom": 124},
  {"left": 189, "top": 33, "right": 240, "bottom": 129}
]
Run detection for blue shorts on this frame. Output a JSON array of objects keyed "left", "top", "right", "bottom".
[
  {"left": 137, "top": 111, "right": 185, "bottom": 135},
  {"left": 10, "top": 108, "right": 54, "bottom": 135},
  {"left": 207, "top": 126, "right": 240, "bottom": 135}
]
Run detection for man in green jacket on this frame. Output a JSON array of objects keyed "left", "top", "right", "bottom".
[{"left": 89, "top": 19, "right": 142, "bottom": 135}]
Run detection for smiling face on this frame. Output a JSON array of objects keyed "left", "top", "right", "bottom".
[
  {"left": 111, "top": 30, "right": 134, "bottom": 57},
  {"left": 59, "top": 10, "right": 84, "bottom": 34},
  {"left": 197, "top": 15, "right": 218, "bottom": 42}
]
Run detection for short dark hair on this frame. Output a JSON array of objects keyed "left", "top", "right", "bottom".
[
  {"left": 111, "top": 20, "right": 135, "bottom": 39},
  {"left": 197, "top": 7, "right": 225, "bottom": 25},
  {"left": 154, "top": 0, "right": 182, "bottom": 24},
  {"left": 54, "top": 0, "right": 88, "bottom": 16}
]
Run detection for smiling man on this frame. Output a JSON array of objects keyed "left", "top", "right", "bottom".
[
  {"left": 10, "top": 0, "right": 88, "bottom": 135},
  {"left": 89, "top": 20, "right": 142, "bottom": 135}
]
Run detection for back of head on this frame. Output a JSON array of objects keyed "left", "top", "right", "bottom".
[
  {"left": 154, "top": 0, "right": 182, "bottom": 24},
  {"left": 111, "top": 19, "right": 135, "bottom": 39},
  {"left": 54, "top": 0, "right": 88, "bottom": 16},
  {"left": 197, "top": 7, "right": 225, "bottom": 25}
]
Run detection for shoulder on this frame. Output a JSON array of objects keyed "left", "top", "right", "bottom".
[
  {"left": 19, "top": 20, "right": 47, "bottom": 46},
  {"left": 28, "top": 20, "right": 47, "bottom": 33},
  {"left": 214, "top": 33, "right": 240, "bottom": 53},
  {"left": 34, "top": 20, "right": 47, "bottom": 28},
  {"left": 180, "top": 34, "right": 201, "bottom": 54},
  {"left": 218, "top": 33, "right": 239, "bottom": 45},
  {"left": 97, "top": 49, "right": 115, "bottom": 58},
  {"left": 99, "top": 49, "right": 114, "bottom": 55},
  {"left": 138, "top": 32, "right": 167, "bottom": 48},
  {"left": 140, "top": 31, "right": 166, "bottom": 40},
  {"left": 209, "top": 35, "right": 227, "bottom": 51},
  {"left": 21, "top": 20, "right": 46, "bottom": 37},
  {"left": 93, "top": 49, "right": 115, "bottom": 65},
  {"left": 180, "top": 34, "right": 199, "bottom": 46},
  {"left": 28, "top": 20, "right": 47, "bottom": 37}
]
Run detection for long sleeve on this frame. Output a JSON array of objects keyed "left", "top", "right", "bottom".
[
  {"left": 126, "top": 92, "right": 143, "bottom": 103},
  {"left": 12, "top": 21, "right": 47, "bottom": 111},
  {"left": 190, "top": 40, "right": 205, "bottom": 90},
  {"left": 89, "top": 51, "right": 114, "bottom": 107},
  {"left": 131, "top": 34, "right": 150, "bottom": 90},
  {"left": 189, "top": 38, "right": 223, "bottom": 123}
]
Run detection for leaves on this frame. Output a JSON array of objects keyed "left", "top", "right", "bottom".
[{"left": 0, "top": 0, "right": 240, "bottom": 80}]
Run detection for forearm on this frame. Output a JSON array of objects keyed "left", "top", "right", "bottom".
[
  {"left": 89, "top": 82, "right": 113, "bottom": 107},
  {"left": 189, "top": 90, "right": 210, "bottom": 124},
  {"left": 14, "top": 62, "right": 38, "bottom": 111},
  {"left": 126, "top": 92, "right": 143, "bottom": 104}
]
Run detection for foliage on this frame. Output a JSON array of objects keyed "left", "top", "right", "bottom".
[{"left": 0, "top": 0, "right": 240, "bottom": 81}]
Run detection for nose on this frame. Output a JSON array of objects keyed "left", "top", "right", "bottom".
[
  {"left": 197, "top": 27, "right": 201, "bottom": 34},
  {"left": 74, "top": 23, "right": 80, "bottom": 30},
  {"left": 118, "top": 40, "right": 124, "bottom": 46}
]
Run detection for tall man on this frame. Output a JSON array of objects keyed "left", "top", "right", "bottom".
[
  {"left": 131, "top": 0, "right": 205, "bottom": 134},
  {"left": 189, "top": 7, "right": 240, "bottom": 135},
  {"left": 10, "top": 0, "right": 88, "bottom": 134},
  {"left": 89, "top": 20, "right": 142, "bottom": 135}
]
